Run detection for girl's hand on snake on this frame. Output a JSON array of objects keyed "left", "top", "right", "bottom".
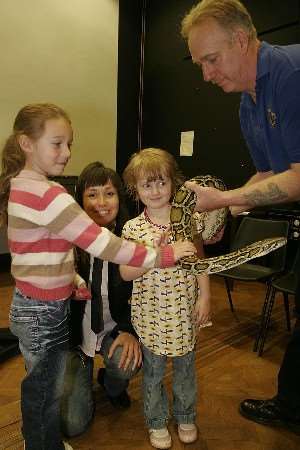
[
  {"left": 153, "top": 229, "right": 170, "bottom": 247},
  {"left": 171, "top": 240, "right": 196, "bottom": 262}
]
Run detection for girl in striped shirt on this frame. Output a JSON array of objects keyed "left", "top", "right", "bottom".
[{"left": 0, "top": 103, "right": 195, "bottom": 450}]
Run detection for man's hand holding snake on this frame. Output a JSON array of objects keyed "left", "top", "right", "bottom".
[{"left": 185, "top": 181, "right": 228, "bottom": 212}]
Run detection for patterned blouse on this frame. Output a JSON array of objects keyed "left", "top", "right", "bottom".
[{"left": 122, "top": 211, "right": 198, "bottom": 357}]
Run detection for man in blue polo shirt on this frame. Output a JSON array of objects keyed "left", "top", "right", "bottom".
[
  {"left": 182, "top": 0, "right": 300, "bottom": 435},
  {"left": 240, "top": 42, "right": 300, "bottom": 175}
]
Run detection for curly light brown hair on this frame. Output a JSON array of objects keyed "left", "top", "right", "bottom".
[{"left": 123, "top": 148, "right": 185, "bottom": 200}]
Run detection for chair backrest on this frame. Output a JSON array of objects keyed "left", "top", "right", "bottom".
[{"left": 231, "top": 216, "right": 289, "bottom": 272}]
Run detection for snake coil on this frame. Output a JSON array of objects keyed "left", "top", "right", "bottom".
[{"left": 170, "top": 175, "right": 287, "bottom": 275}]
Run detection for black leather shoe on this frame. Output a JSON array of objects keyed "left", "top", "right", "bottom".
[
  {"left": 239, "top": 397, "right": 283, "bottom": 425},
  {"left": 239, "top": 397, "right": 300, "bottom": 434},
  {"left": 97, "top": 368, "right": 131, "bottom": 410}
]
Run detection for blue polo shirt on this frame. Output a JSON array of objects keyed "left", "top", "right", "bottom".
[{"left": 240, "top": 41, "right": 300, "bottom": 173}]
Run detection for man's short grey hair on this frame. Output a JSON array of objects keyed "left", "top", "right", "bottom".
[{"left": 181, "top": 0, "right": 257, "bottom": 41}]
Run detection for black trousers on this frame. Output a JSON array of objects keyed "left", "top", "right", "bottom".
[{"left": 277, "top": 278, "right": 300, "bottom": 419}]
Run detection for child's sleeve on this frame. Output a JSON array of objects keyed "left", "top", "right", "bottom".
[{"left": 41, "top": 187, "right": 175, "bottom": 270}]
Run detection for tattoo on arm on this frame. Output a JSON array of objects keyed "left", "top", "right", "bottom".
[{"left": 244, "top": 183, "right": 289, "bottom": 206}]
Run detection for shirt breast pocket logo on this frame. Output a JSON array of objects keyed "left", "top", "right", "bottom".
[{"left": 267, "top": 108, "right": 277, "bottom": 128}]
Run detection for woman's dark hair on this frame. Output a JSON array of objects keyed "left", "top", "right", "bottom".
[{"left": 75, "top": 161, "right": 129, "bottom": 236}]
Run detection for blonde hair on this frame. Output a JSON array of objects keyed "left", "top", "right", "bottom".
[
  {"left": 0, "top": 103, "right": 71, "bottom": 225},
  {"left": 123, "top": 148, "right": 184, "bottom": 200},
  {"left": 181, "top": 0, "right": 257, "bottom": 41}
]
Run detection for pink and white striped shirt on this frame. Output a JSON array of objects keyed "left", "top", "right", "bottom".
[{"left": 8, "top": 170, "right": 174, "bottom": 301}]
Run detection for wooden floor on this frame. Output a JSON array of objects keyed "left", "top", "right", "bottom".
[{"left": 1, "top": 271, "right": 300, "bottom": 450}]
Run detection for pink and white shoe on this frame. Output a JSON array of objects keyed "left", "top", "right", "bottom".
[
  {"left": 178, "top": 423, "right": 198, "bottom": 443},
  {"left": 149, "top": 427, "right": 172, "bottom": 449}
]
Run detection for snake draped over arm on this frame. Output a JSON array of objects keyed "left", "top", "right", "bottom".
[{"left": 170, "top": 175, "right": 287, "bottom": 275}]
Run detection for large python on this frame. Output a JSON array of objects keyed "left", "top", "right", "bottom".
[{"left": 170, "top": 175, "right": 287, "bottom": 275}]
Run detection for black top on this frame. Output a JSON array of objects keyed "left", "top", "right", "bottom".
[{"left": 69, "top": 247, "right": 135, "bottom": 348}]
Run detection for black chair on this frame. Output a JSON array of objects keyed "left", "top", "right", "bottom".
[
  {"left": 217, "top": 216, "right": 289, "bottom": 352},
  {"left": 256, "top": 241, "right": 300, "bottom": 356}
]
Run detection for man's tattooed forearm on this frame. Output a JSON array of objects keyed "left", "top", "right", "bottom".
[{"left": 243, "top": 183, "right": 289, "bottom": 206}]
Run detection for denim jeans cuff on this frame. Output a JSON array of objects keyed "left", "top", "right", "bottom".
[
  {"left": 173, "top": 412, "right": 196, "bottom": 424},
  {"left": 145, "top": 418, "right": 168, "bottom": 429}
]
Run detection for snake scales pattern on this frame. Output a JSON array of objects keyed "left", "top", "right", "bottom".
[{"left": 170, "top": 175, "right": 287, "bottom": 275}]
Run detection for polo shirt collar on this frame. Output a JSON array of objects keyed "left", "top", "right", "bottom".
[{"left": 256, "top": 41, "right": 272, "bottom": 81}]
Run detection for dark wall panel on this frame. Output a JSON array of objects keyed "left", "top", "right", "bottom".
[
  {"left": 243, "top": 0, "right": 299, "bottom": 34},
  {"left": 116, "top": 0, "right": 143, "bottom": 175}
]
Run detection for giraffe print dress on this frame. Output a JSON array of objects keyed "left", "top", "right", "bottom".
[{"left": 122, "top": 211, "right": 199, "bottom": 357}]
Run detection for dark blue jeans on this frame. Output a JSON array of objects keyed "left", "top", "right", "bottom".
[
  {"left": 61, "top": 332, "right": 139, "bottom": 437},
  {"left": 9, "top": 289, "right": 69, "bottom": 450}
]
